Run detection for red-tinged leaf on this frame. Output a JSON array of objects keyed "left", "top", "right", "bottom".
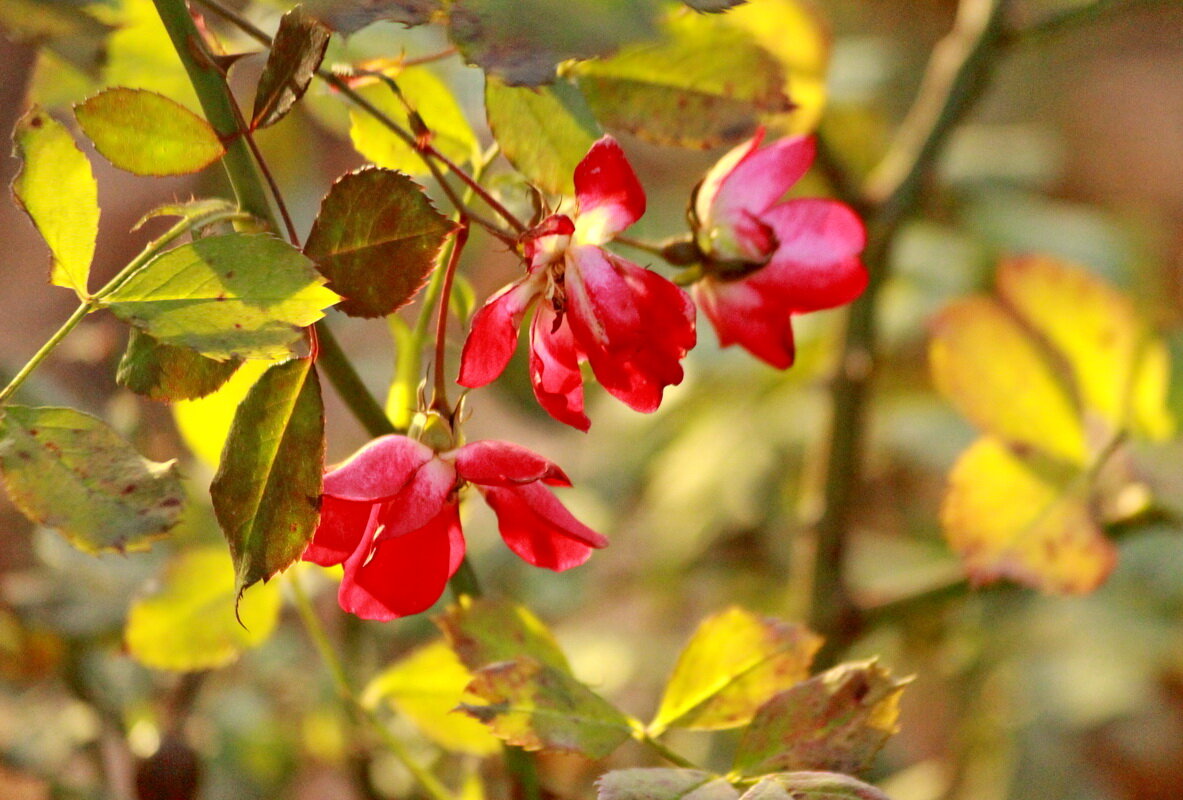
[
  {"left": 571, "top": 11, "right": 792, "bottom": 149},
  {"left": 942, "top": 435, "right": 1115, "bottom": 594},
  {"left": 733, "top": 660, "right": 907, "bottom": 778},
  {"left": 304, "top": 0, "right": 441, "bottom": 33},
  {"left": 210, "top": 358, "right": 325, "bottom": 594},
  {"left": 251, "top": 7, "right": 331, "bottom": 130},
  {"left": 448, "top": 0, "right": 661, "bottom": 86},
  {"left": 116, "top": 328, "right": 241, "bottom": 402},
  {"left": 739, "top": 773, "right": 891, "bottom": 800},
  {"left": 304, "top": 168, "right": 455, "bottom": 317},
  {"left": 485, "top": 77, "right": 602, "bottom": 194},
  {"left": 0, "top": 405, "right": 183, "bottom": 554},
  {"left": 437, "top": 596, "right": 572, "bottom": 673},
  {"left": 597, "top": 769, "right": 740, "bottom": 800},
  {"left": 75, "top": 88, "right": 225, "bottom": 175},
  {"left": 460, "top": 656, "right": 633, "bottom": 758},
  {"left": 650, "top": 607, "right": 823, "bottom": 734},
  {"left": 11, "top": 107, "right": 98, "bottom": 299}
]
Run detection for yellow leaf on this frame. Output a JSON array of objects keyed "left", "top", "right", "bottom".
[
  {"left": 362, "top": 640, "right": 501, "bottom": 756},
  {"left": 172, "top": 359, "right": 279, "bottom": 469},
  {"left": 942, "top": 437, "right": 1115, "bottom": 594},
  {"left": 930, "top": 296, "right": 1087, "bottom": 465},
  {"left": 996, "top": 256, "right": 1175, "bottom": 443},
  {"left": 125, "top": 546, "right": 282, "bottom": 671}
]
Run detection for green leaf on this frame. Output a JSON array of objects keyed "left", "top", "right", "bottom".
[
  {"left": 650, "top": 607, "right": 822, "bottom": 734},
  {"left": 210, "top": 358, "right": 325, "bottom": 594},
  {"left": 75, "top": 87, "right": 225, "bottom": 175},
  {"left": 739, "top": 773, "right": 891, "bottom": 800},
  {"left": 362, "top": 639, "right": 501, "bottom": 756},
  {"left": 11, "top": 106, "right": 98, "bottom": 299},
  {"left": 460, "top": 656, "right": 633, "bottom": 758},
  {"left": 448, "top": 0, "right": 661, "bottom": 86},
  {"left": 124, "top": 546, "right": 282, "bottom": 671},
  {"left": 304, "top": 167, "right": 455, "bottom": 318},
  {"left": 304, "top": 0, "right": 441, "bottom": 33},
  {"left": 597, "top": 769, "right": 740, "bottom": 800},
  {"left": 0, "top": 406, "right": 183, "bottom": 553},
  {"left": 117, "top": 328, "right": 242, "bottom": 403},
  {"left": 485, "top": 77, "right": 602, "bottom": 194},
  {"left": 251, "top": 7, "right": 331, "bottom": 130},
  {"left": 348, "top": 67, "right": 477, "bottom": 175},
  {"left": 173, "top": 360, "right": 279, "bottom": 469},
  {"left": 682, "top": 0, "right": 747, "bottom": 11},
  {"left": 572, "top": 11, "right": 791, "bottom": 148},
  {"left": 942, "top": 436, "right": 1113, "bottom": 594},
  {"left": 133, "top": 197, "right": 256, "bottom": 234},
  {"left": 733, "top": 660, "right": 907, "bottom": 778},
  {"left": 437, "top": 596, "right": 572, "bottom": 673},
  {"left": 101, "top": 233, "right": 340, "bottom": 361}
]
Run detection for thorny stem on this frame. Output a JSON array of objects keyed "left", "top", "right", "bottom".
[
  {"left": 431, "top": 221, "right": 470, "bottom": 417},
  {"left": 290, "top": 573, "right": 456, "bottom": 800},
  {"left": 809, "top": 0, "right": 1010, "bottom": 668}
]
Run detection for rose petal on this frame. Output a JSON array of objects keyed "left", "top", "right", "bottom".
[
  {"left": 337, "top": 502, "right": 464, "bottom": 621},
  {"left": 374, "top": 457, "right": 457, "bottom": 542},
  {"left": 694, "top": 130, "right": 763, "bottom": 230},
  {"left": 323, "top": 435, "right": 435, "bottom": 501},
  {"left": 694, "top": 277, "right": 796, "bottom": 369},
  {"left": 303, "top": 496, "right": 377, "bottom": 566},
  {"left": 529, "top": 303, "right": 590, "bottom": 431},
  {"left": 573, "top": 136, "right": 645, "bottom": 244},
  {"left": 454, "top": 439, "right": 572, "bottom": 487},
  {"left": 458, "top": 275, "right": 543, "bottom": 388},
  {"left": 483, "top": 483, "right": 607, "bottom": 571}
]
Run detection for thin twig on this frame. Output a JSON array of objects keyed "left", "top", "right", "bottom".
[{"left": 431, "top": 221, "right": 470, "bottom": 417}]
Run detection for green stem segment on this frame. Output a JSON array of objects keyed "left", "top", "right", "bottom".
[{"left": 809, "top": 0, "right": 1009, "bottom": 667}]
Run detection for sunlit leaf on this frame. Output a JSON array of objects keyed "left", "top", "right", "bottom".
[
  {"left": 0, "top": 0, "right": 111, "bottom": 75},
  {"left": 485, "top": 77, "right": 601, "bottom": 194},
  {"left": 305, "top": 0, "right": 441, "bottom": 32},
  {"left": 251, "top": 7, "right": 331, "bottom": 130},
  {"left": 448, "top": 0, "right": 661, "bottom": 86},
  {"left": 929, "top": 296, "right": 1087, "bottom": 465},
  {"left": 942, "top": 436, "right": 1114, "bottom": 594},
  {"left": 733, "top": 660, "right": 907, "bottom": 777},
  {"left": 437, "top": 596, "right": 572, "bottom": 673},
  {"left": 572, "top": 11, "right": 791, "bottom": 148},
  {"left": 75, "top": 88, "right": 225, "bottom": 176},
  {"left": 362, "top": 639, "right": 501, "bottom": 755},
  {"left": 348, "top": 66, "right": 477, "bottom": 175},
  {"left": 0, "top": 406, "right": 183, "bottom": 553},
  {"left": 995, "top": 256, "right": 1174, "bottom": 442},
  {"left": 739, "top": 773, "right": 891, "bottom": 800},
  {"left": 116, "top": 328, "right": 241, "bottom": 403},
  {"left": 124, "top": 546, "right": 282, "bottom": 671},
  {"left": 10, "top": 107, "right": 98, "bottom": 299},
  {"left": 133, "top": 197, "right": 253, "bottom": 233},
  {"left": 461, "top": 656, "right": 633, "bottom": 758},
  {"left": 101, "top": 233, "right": 340, "bottom": 361},
  {"left": 650, "top": 607, "right": 822, "bottom": 734},
  {"left": 597, "top": 769, "right": 740, "bottom": 800},
  {"left": 102, "top": 0, "right": 200, "bottom": 110},
  {"left": 172, "top": 360, "right": 278, "bottom": 469},
  {"left": 304, "top": 167, "right": 455, "bottom": 317},
  {"left": 210, "top": 358, "right": 324, "bottom": 594}
]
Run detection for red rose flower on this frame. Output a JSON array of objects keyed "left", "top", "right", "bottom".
[
  {"left": 302, "top": 435, "right": 607, "bottom": 621},
  {"left": 458, "top": 136, "right": 696, "bottom": 431},
  {"left": 691, "top": 130, "right": 868, "bottom": 368}
]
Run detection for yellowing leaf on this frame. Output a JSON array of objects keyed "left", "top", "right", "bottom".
[
  {"left": 723, "top": 0, "right": 831, "bottom": 135},
  {"left": 173, "top": 359, "right": 278, "bottom": 469},
  {"left": 101, "top": 0, "right": 200, "bottom": 110},
  {"left": 437, "top": 596, "right": 572, "bottom": 673},
  {"left": 650, "top": 608, "right": 822, "bottom": 734},
  {"left": 11, "top": 107, "right": 98, "bottom": 298},
  {"left": 125, "top": 546, "right": 282, "bottom": 671},
  {"left": 996, "top": 256, "right": 1174, "bottom": 442},
  {"left": 942, "top": 436, "right": 1115, "bottom": 594},
  {"left": 75, "top": 88, "right": 225, "bottom": 176},
  {"left": 348, "top": 67, "right": 477, "bottom": 175},
  {"left": 929, "top": 296, "right": 1087, "bottom": 465},
  {"left": 362, "top": 640, "right": 500, "bottom": 756},
  {"left": 733, "top": 660, "right": 907, "bottom": 778}
]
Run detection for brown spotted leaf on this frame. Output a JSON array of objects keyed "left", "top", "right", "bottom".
[
  {"left": 251, "top": 6, "right": 331, "bottom": 130},
  {"left": 117, "top": 328, "right": 241, "bottom": 402},
  {"left": 437, "top": 596, "right": 572, "bottom": 673}
]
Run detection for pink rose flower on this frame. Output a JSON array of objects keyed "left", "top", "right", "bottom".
[
  {"left": 302, "top": 435, "right": 607, "bottom": 621},
  {"left": 458, "top": 136, "right": 696, "bottom": 431},
  {"left": 691, "top": 130, "right": 868, "bottom": 368}
]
